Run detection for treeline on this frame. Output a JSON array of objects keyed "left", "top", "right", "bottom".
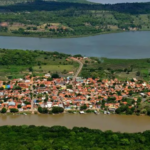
[
  {"left": 0, "top": 49, "right": 70, "bottom": 65},
  {"left": 0, "top": 0, "right": 32, "bottom": 6},
  {"left": 0, "top": 0, "right": 150, "bottom": 14},
  {"left": 0, "top": 125, "right": 150, "bottom": 150}
]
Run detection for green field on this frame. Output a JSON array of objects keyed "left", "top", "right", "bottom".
[
  {"left": 81, "top": 58, "right": 150, "bottom": 81},
  {"left": 0, "top": 49, "right": 79, "bottom": 80},
  {"left": 33, "top": 65, "right": 77, "bottom": 73},
  {"left": 1, "top": 49, "right": 150, "bottom": 81}
]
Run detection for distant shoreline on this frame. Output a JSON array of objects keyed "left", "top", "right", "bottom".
[
  {"left": 0, "top": 29, "right": 149, "bottom": 39},
  {"left": 0, "top": 30, "right": 125, "bottom": 39}
]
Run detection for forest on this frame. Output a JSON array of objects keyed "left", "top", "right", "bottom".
[
  {"left": 0, "top": 0, "right": 149, "bottom": 38},
  {"left": 0, "top": 0, "right": 150, "bottom": 14},
  {"left": 0, "top": 125, "right": 149, "bottom": 150}
]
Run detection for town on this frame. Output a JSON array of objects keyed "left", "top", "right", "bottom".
[{"left": 0, "top": 57, "right": 150, "bottom": 116}]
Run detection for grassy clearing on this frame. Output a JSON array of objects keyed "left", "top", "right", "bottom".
[
  {"left": 33, "top": 65, "right": 77, "bottom": 73},
  {"left": 0, "top": 49, "right": 79, "bottom": 80},
  {"left": 81, "top": 57, "right": 150, "bottom": 81},
  {"left": 0, "top": 64, "right": 78, "bottom": 80}
]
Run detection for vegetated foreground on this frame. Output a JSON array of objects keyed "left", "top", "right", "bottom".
[
  {"left": 0, "top": 0, "right": 150, "bottom": 38},
  {"left": 0, "top": 125, "right": 149, "bottom": 150}
]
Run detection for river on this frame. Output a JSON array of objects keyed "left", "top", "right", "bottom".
[
  {"left": 1, "top": 113, "right": 150, "bottom": 133},
  {"left": 88, "top": 0, "right": 150, "bottom": 4},
  {"left": 0, "top": 31, "right": 150, "bottom": 59}
]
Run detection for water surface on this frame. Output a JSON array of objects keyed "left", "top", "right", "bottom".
[
  {"left": 0, "top": 31, "right": 150, "bottom": 58},
  {"left": 1, "top": 114, "right": 150, "bottom": 133},
  {"left": 0, "top": 31, "right": 150, "bottom": 59}
]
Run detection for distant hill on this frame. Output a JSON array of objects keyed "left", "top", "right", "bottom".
[
  {"left": 0, "top": 0, "right": 149, "bottom": 38},
  {"left": 44, "top": 0, "right": 90, "bottom": 3},
  {"left": 0, "top": 0, "right": 34, "bottom": 6}
]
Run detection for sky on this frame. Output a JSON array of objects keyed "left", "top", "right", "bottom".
[{"left": 87, "top": 0, "right": 150, "bottom": 4}]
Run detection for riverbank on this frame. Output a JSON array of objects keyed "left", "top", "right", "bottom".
[
  {"left": 1, "top": 29, "right": 150, "bottom": 39},
  {"left": 0, "top": 30, "right": 126, "bottom": 39}
]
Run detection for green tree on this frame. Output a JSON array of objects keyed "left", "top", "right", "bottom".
[
  {"left": 17, "top": 104, "right": 22, "bottom": 108},
  {"left": 52, "top": 73, "right": 60, "bottom": 78},
  {"left": 52, "top": 107, "right": 64, "bottom": 114},
  {"left": 1, "top": 108, "right": 7, "bottom": 113},
  {"left": 10, "top": 108, "right": 18, "bottom": 113},
  {"left": 80, "top": 104, "right": 87, "bottom": 110}
]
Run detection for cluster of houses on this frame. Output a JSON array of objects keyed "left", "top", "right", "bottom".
[{"left": 0, "top": 73, "right": 150, "bottom": 113}]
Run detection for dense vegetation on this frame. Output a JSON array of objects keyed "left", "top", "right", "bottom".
[
  {"left": 0, "top": 0, "right": 149, "bottom": 38},
  {"left": 0, "top": 49, "right": 70, "bottom": 65},
  {"left": 0, "top": 125, "right": 150, "bottom": 150},
  {"left": 1, "top": 0, "right": 150, "bottom": 14}
]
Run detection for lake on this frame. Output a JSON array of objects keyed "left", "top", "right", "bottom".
[
  {"left": 88, "top": 0, "right": 150, "bottom": 4},
  {"left": 1, "top": 113, "right": 150, "bottom": 133},
  {"left": 0, "top": 31, "right": 150, "bottom": 59}
]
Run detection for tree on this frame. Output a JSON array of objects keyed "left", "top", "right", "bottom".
[
  {"left": 17, "top": 105, "right": 22, "bottom": 109},
  {"left": 126, "top": 108, "right": 133, "bottom": 115},
  {"left": 52, "top": 107, "right": 64, "bottom": 114},
  {"left": 120, "top": 138, "right": 130, "bottom": 145},
  {"left": 38, "top": 107, "right": 43, "bottom": 113},
  {"left": 40, "top": 84, "right": 45, "bottom": 87},
  {"left": 147, "top": 109, "right": 150, "bottom": 116},
  {"left": 0, "top": 87, "right": 4, "bottom": 90},
  {"left": 18, "top": 28, "right": 24, "bottom": 34},
  {"left": 10, "top": 108, "right": 18, "bottom": 113},
  {"left": 1, "top": 108, "right": 7, "bottom": 113},
  {"left": 28, "top": 67, "right": 33, "bottom": 72},
  {"left": 136, "top": 71, "right": 141, "bottom": 76},
  {"left": 38, "top": 107, "right": 48, "bottom": 114},
  {"left": 115, "top": 107, "right": 121, "bottom": 114},
  {"left": 80, "top": 104, "right": 87, "bottom": 110},
  {"left": 67, "top": 85, "right": 72, "bottom": 89},
  {"left": 42, "top": 108, "right": 48, "bottom": 114},
  {"left": 13, "top": 86, "right": 22, "bottom": 90},
  {"left": 52, "top": 73, "right": 60, "bottom": 78},
  {"left": 47, "top": 77, "right": 53, "bottom": 81}
]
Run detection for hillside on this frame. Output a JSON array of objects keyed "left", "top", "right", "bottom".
[
  {"left": 0, "top": 0, "right": 149, "bottom": 38},
  {"left": 0, "top": 49, "right": 78, "bottom": 80},
  {"left": 0, "top": 0, "right": 33, "bottom": 6}
]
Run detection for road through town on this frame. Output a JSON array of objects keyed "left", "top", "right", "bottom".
[{"left": 70, "top": 58, "right": 83, "bottom": 88}]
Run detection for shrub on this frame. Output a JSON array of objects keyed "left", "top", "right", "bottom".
[{"left": 10, "top": 108, "right": 18, "bottom": 113}]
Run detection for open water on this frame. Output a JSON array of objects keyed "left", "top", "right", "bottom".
[{"left": 0, "top": 31, "right": 150, "bottom": 59}]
